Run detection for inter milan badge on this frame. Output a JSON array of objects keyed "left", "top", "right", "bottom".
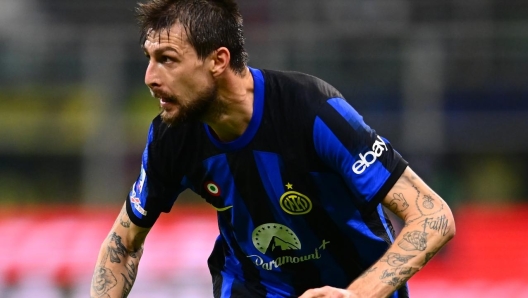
[
  {"left": 205, "top": 181, "right": 221, "bottom": 197},
  {"left": 279, "top": 183, "right": 312, "bottom": 215}
]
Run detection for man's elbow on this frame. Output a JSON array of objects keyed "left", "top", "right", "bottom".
[{"left": 441, "top": 208, "right": 456, "bottom": 244}]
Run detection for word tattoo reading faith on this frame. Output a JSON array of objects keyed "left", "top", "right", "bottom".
[{"left": 421, "top": 215, "right": 450, "bottom": 236}]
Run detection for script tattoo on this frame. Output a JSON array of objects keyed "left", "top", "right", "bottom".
[
  {"left": 380, "top": 253, "right": 416, "bottom": 267},
  {"left": 379, "top": 266, "right": 418, "bottom": 288},
  {"left": 388, "top": 193, "right": 409, "bottom": 213},
  {"left": 92, "top": 266, "right": 117, "bottom": 297},
  {"left": 398, "top": 230, "right": 428, "bottom": 251},
  {"left": 421, "top": 215, "right": 450, "bottom": 236},
  {"left": 380, "top": 269, "right": 403, "bottom": 288}
]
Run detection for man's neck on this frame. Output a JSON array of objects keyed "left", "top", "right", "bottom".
[{"left": 204, "top": 67, "right": 255, "bottom": 142}]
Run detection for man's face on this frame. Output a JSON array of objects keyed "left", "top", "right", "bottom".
[{"left": 143, "top": 23, "right": 217, "bottom": 125}]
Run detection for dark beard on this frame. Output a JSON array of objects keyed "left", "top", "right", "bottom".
[{"left": 160, "top": 84, "right": 218, "bottom": 126}]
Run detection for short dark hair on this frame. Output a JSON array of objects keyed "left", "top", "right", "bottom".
[{"left": 136, "top": 0, "right": 248, "bottom": 74}]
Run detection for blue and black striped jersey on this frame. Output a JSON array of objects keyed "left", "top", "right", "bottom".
[{"left": 126, "top": 67, "right": 409, "bottom": 298}]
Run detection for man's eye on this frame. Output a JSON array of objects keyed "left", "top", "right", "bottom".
[{"left": 161, "top": 56, "right": 173, "bottom": 63}]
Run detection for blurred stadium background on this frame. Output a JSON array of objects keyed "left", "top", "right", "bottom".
[{"left": 1, "top": 0, "right": 528, "bottom": 297}]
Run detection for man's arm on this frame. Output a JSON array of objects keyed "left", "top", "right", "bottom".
[
  {"left": 91, "top": 202, "right": 151, "bottom": 298},
  {"left": 300, "top": 166, "right": 456, "bottom": 298}
]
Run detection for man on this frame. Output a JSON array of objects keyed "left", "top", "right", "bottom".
[{"left": 90, "top": 0, "right": 456, "bottom": 297}]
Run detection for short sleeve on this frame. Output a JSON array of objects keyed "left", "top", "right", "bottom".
[
  {"left": 126, "top": 122, "right": 185, "bottom": 228},
  {"left": 313, "top": 97, "right": 408, "bottom": 214}
]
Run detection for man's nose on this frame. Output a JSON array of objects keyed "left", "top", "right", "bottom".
[{"left": 144, "top": 61, "right": 160, "bottom": 88}]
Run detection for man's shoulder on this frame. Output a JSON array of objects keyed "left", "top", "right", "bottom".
[{"left": 260, "top": 68, "right": 343, "bottom": 100}]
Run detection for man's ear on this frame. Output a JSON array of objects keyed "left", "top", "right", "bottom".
[{"left": 210, "top": 47, "right": 230, "bottom": 77}]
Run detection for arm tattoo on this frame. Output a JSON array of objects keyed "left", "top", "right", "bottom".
[
  {"left": 398, "top": 230, "right": 428, "bottom": 251},
  {"left": 108, "top": 233, "right": 129, "bottom": 263},
  {"left": 423, "top": 248, "right": 440, "bottom": 265},
  {"left": 92, "top": 266, "right": 117, "bottom": 297},
  {"left": 405, "top": 185, "right": 444, "bottom": 227},
  {"left": 380, "top": 252, "right": 416, "bottom": 267},
  {"left": 421, "top": 215, "right": 450, "bottom": 236},
  {"left": 379, "top": 266, "right": 419, "bottom": 288},
  {"left": 414, "top": 185, "right": 443, "bottom": 216},
  {"left": 119, "top": 209, "right": 131, "bottom": 228},
  {"left": 121, "top": 260, "right": 138, "bottom": 297},
  {"left": 388, "top": 193, "right": 409, "bottom": 213},
  {"left": 108, "top": 232, "right": 143, "bottom": 263}
]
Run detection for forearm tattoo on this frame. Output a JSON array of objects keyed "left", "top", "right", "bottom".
[
  {"left": 91, "top": 231, "right": 144, "bottom": 297},
  {"left": 377, "top": 172, "right": 454, "bottom": 289},
  {"left": 379, "top": 266, "right": 419, "bottom": 288},
  {"left": 387, "top": 193, "right": 410, "bottom": 213},
  {"left": 121, "top": 260, "right": 138, "bottom": 297},
  {"left": 92, "top": 264, "right": 117, "bottom": 297},
  {"left": 120, "top": 209, "right": 131, "bottom": 228},
  {"left": 380, "top": 253, "right": 416, "bottom": 267}
]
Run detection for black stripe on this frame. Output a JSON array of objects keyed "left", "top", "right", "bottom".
[
  {"left": 362, "top": 207, "right": 396, "bottom": 245},
  {"left": 317, "top": 102, "right": 372, "bottom": 157},
  {"left": 286, "top": 174, "right": 368, "bottom": 291},
  {"left": 208, "top": 237, "right": 225, "bottom": 298},
  {"left": 397, "top": 283, "right": 410, "bottom": 298},
  {"left": 225, "top": 151, "right": 271, "bottom": 297},
  {"left": 227, "top": 151, "right": 321, "bottom": 296}
]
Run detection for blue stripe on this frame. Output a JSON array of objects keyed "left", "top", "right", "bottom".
[
  {"left": 377, "top": 204, "right": 395, "bottom": 243},
  {"left": 313, "top": 117, "right": 391, "bottom": 204},
  {"left": 254, "top": 151, "right": 352, "bottom": 294},
  {"left": 202, "top": 154, "right": 252, "bottom": 295},
  {"left": 129, "top": 123, "right": 155, "bottom": 220},
  {"left": 142, "top": 123, "right": 154, "bottom": 166},
  {"left": 309, "top": 172, "right": 391, "bottom": 267},
  {"left": 252, "top": 151, "right": 296, "bottom": 296},
  {"left": 220, "top": 269, "right": 235, "bottom": 298}
]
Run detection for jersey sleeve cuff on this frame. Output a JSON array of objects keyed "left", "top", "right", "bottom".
[
  {"left": 126, "top": 196, "right": 159, "bottom": 228},
  {"left": 362, "top": 159, "right": 409, "bottom": 215}
]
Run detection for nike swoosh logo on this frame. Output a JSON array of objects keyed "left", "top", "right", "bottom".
[{"left": 214, "top": 205, "right": 233, "bottom": 212}]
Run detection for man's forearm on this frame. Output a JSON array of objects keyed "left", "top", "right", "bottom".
[
  {"left": 91, "top": 203, "right": 150, "bottom": 298},
  {"left": 347, "top": 211, "right": 455, "bottom": 297},
  {"left": 91, "top": 232, "right": 144, "bottom": 298}
]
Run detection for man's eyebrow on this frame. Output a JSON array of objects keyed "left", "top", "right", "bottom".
[{"left": 145, "top": 46, "right": 180, "bottom": 56}]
